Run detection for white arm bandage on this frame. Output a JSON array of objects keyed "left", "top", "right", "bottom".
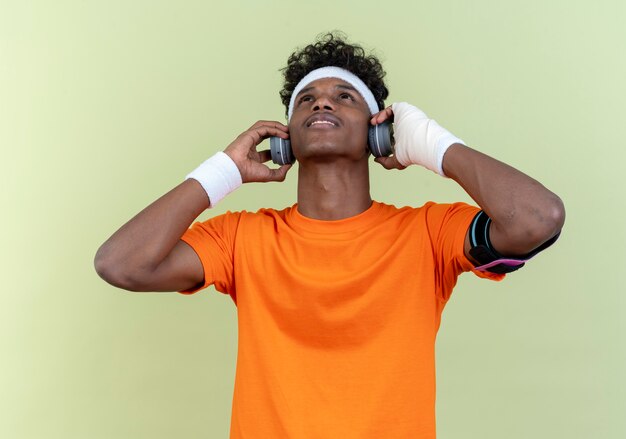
[
  {"left": 392, "top": 102, "right": 465, "bottom": 176},
  {"left": 185, "top": 151, "right": 242, "bottom": 208}
]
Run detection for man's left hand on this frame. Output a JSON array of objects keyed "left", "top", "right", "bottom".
[{"left": 370, "top": 106, "right": 407, "bottom": 170}]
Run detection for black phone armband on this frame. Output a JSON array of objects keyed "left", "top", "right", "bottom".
[{"left": 468, "top": 210, "right": 560, "bottom": 274}]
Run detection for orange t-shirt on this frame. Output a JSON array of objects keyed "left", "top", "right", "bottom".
[{"left": 179, "top": 201, "right": 503, "bottom": 438}]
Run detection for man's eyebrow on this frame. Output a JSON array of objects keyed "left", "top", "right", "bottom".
[
  {"left": 336, "top": 84, "right": 358, "bottom": 93},
  {"left": 296, "top": 85, "right": 315, "bottom": 97}
]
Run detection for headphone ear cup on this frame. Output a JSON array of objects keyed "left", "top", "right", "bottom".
[
  {"left": 368, "top": 121, "right": 395, "bottom": 157},
  {"left": 270, "top": 137, "right": 295, "bottom": 165}
]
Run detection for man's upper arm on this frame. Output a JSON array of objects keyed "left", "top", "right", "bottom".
[
  {"left": 462, "top": 210, "right": 561, "bottom": 274},
  {"left": 463, "top": 231, "right": 478, "bottom": 265},
  {"left": 133, "top": 240, "right": 205, "bottom": 292}
]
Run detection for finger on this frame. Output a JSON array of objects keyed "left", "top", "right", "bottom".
[
  {"left": 374, "top": 157, "right": 393, "bottom": 170},
  {"left": 266, "top": 164, "right": 293, "bottom": 182},
  {"left": 375, "top": 156, "right": 406, "bottom": 170},
  {"left": 242, "top": 125, "right": 289, "bottom": 148},
  {"left": 257, "top": 149, "right": 272, "bottom": 163},
  {"left": 250, "top": 120, "right": 289, "bottom": 132},
  {"left": 370, "top": 106, "right": 394, "bottom": 125},
  {"left": 251, "top": 124, "right": 289, "bottom": 139}
]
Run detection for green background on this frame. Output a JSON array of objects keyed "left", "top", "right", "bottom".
[{"left": 2, "top": 0, "right": 624, "bottom": 437}]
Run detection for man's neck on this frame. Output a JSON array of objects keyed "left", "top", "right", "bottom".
[{"left": 296, "top": 161, "right": 372, "bottom": 220}]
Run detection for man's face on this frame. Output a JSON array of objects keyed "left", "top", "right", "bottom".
[{"left": 288, "top": 77, "right": 371, "bottom": 162}]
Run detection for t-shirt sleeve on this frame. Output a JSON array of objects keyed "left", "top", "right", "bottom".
[
  {"left": 424, "top": 202, "right": 505, "bottom": 301},
  {"left": 177, "top": 210, "right": 242, "bottom": 296}
]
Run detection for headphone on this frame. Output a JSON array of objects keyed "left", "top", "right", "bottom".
[{"left": 269, "top": 120, "right": 395, "bottom": 165}]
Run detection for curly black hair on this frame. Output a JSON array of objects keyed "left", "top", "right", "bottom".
[{"left": 279, "top": 32, "right": 388, "bottom": 117}]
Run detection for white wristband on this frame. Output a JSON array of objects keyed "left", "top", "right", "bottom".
[
  {"left": 185, "top": 151, "right": 242, "bottom": 208},
  {"left": 392, "top": 102, "right": 465, "bottom": 176}
]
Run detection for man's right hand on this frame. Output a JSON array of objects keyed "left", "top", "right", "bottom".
[{"left": 224, "top": 120, "right": 293, "bottom": 183}]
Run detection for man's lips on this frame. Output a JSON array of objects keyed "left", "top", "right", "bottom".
[{"left": 305, "top": 113, "right": 340, "bottom": 127}]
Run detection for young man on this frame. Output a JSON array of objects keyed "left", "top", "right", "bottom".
[{"left": 95, "top": 33, "right": 564, "bottom": 438}]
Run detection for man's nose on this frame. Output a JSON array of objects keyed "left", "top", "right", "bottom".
[{"left": 312, "top": 95, "right": 334, "bottom": 112}]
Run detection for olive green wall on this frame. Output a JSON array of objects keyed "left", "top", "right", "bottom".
[{"left": 1, "top": 0, "right": 624, "bottom": 437}]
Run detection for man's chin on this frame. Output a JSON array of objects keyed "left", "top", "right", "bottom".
[{"left": 296, "top": 144, "right": 368, "bottom": 163}]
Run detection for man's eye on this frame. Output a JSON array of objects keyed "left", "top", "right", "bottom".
[
  {"left": 339, "top": 93, "right": 354, "bottom": 100},
  {"left": 299, "top": 95, "right": 313, "bottom": 103}
]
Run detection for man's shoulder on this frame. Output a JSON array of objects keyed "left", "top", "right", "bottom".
[
  {"left": 242, "top": 204, "right": 294, "bottom": 219},
  {"left": 217, "top": 205, "right": 294, "bottom": 228},
  {"left": 374, "top": 200, "right": 476, "bottom": 215},
  {"left": 210, "top": 204, "right": 293, "bottom": 218}
]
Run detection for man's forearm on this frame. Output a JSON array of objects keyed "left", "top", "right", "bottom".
[
  {"left": 442, "top": 143, "right": 565, "bottom": 256},
  {"left": 95, "top": 120, "right": 292, "bottom": 288},
  {"left": 94, "top": 179, "right": 210, "bottom": 283}
]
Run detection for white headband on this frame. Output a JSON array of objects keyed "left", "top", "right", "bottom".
[{"left": 287, "top": 66, "right": 380, "bottom": 121}]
